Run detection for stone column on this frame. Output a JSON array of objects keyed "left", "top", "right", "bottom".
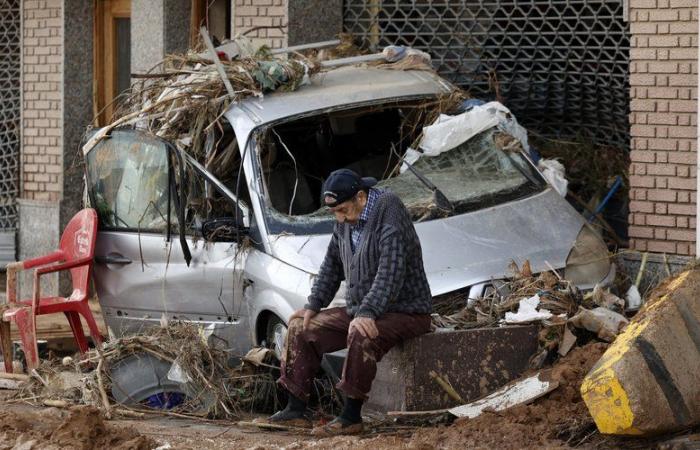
[
  {"left": 287, "top": 0, "right": 342, "bottom": 46},
  {"left": 131, "top": 0, "right": 191, "bottom": 75},
  {"left": 59, "top": 0, "right": 95, "bottom": 295}
]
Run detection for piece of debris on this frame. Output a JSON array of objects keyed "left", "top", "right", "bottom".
[
  {"left": 432, "top": 260, "right": 584, "bottom": 332},
  {"left": 448, "top": 369, "right": 558, "bottom": 418},
  {"left": 14, "top": 322, "right": 280, "bottom": 420},
  {"left": 625, "top": 284, "right": 642, "bottom": 311},
  {"left": 242, "top": 347, "right": 275, "bottom": 367},
  {"left": 537, "top": 159, "right": 568, "bottom": 197},
  {"left": 558, "top": 325, "right": 577, "bottom": 357},
  {"left": 569, "top": 306, "right": 628, "bottom": 342},
  {"left": 504, "top": 294, "right": 556, "bottom": 324},
  {"left": 592, "top": 284, "right": 625, "bottom": 311}
]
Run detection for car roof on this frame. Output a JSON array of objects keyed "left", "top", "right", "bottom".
[{"left": 228, "top": 65, "right": 454, "bottom": 125}]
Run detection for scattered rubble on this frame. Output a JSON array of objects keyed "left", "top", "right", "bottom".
[
  {"left": 431, "top": 259, "right": 629, "bottom": 357},
  {"left": 14, "top": 323, "right": 279, "bottom": 420}
]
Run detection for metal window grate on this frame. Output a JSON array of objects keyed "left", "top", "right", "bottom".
[
  {"left": 0, "top": 0, "right": 20, "bottom": 231},
  {"left": 343, "top": 1, "right": 630, "bottom": 149}
]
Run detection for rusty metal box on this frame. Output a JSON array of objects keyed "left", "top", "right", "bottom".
[{"left": 366, "top": 325, "right": 540, "bottom": 412}]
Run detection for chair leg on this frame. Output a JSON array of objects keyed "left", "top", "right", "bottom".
[
  {"left": 64, "top": 312, "right": 89, "bottom": 354},
  {"left": 13, "top": 309, "right": 38, "bottom": 372},
  {"left": 0, "top": 321, "right": 13, "bottom": 373},
  {"left": 77, "top": 303, "right": 103, "bottom": 347}
]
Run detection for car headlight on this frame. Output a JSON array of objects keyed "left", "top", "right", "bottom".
[{"left": 564, "top": 225, "right": 610, "bottom": 287}]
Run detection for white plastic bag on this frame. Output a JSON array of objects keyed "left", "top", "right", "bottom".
[
  {"left": 538, "top": 159, "right": 568, "bottom": 197},
  {"left": 625, "top": 285, "right": 643, "bottom": 311},
  {"left": 167, "top": 359, "right": 192, "bottom": 384}
]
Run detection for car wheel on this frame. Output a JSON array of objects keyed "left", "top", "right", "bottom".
[
  {"left": 265, "top": 315, "right": 287, "bottom": 361},
  {"left": 109, "top": 352, "right": 214, "bottom": 410}
]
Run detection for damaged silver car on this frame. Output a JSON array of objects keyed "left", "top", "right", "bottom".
[{"left": 84, "top": 65, "right": 614, "bottom": 362}]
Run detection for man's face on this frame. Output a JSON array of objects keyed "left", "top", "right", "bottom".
[{"left": 327, "top": 191, "right": 368, "bottom": 225}]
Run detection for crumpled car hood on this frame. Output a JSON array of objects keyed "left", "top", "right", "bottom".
[{"left": 268, "top": 189, "right": 585, "bottom": 296}]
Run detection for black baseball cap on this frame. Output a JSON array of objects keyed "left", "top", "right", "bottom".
[{"left": 322, "top": 169, "right": 377, "bottom": 207}]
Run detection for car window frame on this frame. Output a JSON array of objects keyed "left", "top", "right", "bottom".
[{"left": 85, "top": 129, "right": 251, "bottom": 239}]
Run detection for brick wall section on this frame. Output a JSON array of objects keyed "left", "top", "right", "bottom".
[
  {"left": 628, "top": 0, "right": 698, "bottom": 256},
  {"left": 233, "top": 0, "right": 288, "bottom": 48},
  {"left": 21, "top": 0, "right": 63, "bottom": 202}
]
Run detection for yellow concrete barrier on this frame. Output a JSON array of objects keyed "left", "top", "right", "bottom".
[{"left": 581, "top": 269, "right": 700, "bottom": 436}]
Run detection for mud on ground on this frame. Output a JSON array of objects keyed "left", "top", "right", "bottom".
[
  {"left": 0, "top": 406, "right": 153, "bottom": 450},
  {"left": 0, "top": 341, "right": 693, "bottom": 449}
]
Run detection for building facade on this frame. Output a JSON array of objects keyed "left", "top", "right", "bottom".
[{"left": 2, "top": 0, "right": 698, "bottom": 295}]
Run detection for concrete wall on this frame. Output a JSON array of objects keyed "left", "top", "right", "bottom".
[
  {"left": 17, "top": 199, "right": 59, "bottom": 298},
  {"left": 628, "top": 0, "right": 698, "bottom": 256},
  {"left": 131, "top": 0, "right": 165, "bottom": 75}
]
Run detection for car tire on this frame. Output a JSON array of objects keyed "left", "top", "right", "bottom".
[
  {"left": 265, "top": 315, "right": 287, "bottom": 361},
  {"left": 109, "top": 352, "right": 214, "bottom": 410}
]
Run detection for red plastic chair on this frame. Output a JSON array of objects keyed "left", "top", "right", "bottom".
[{"left": 0, "top": 208, "right": 103, "bottom": 373}]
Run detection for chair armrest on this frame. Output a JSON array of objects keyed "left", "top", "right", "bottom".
[
  {"left": 35, "top": 257, "right": 92, "bottom": 276},
  {"left": 21, "top": 251, "right": 65, "bottom": 270},
  {"left": 32, "top": 257, "right": 93, "bottom": 309}
]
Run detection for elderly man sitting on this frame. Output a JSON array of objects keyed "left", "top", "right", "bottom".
[{"left": 267, "top": 168, "right": 433, "bottom": 436}]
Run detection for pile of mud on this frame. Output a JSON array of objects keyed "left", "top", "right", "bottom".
[
  {"left": 0, "top": 406, "right": 155, "bottom": 450},
  {"left": 308, "top": 342, "right": 609, "bottom": 450}
]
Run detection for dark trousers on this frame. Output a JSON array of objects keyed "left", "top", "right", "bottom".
[{"left": 278, "top": 307, "right": 431, "bottom": 401}]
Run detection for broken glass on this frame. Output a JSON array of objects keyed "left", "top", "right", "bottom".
[
  {"left": 380, "top": 128, "right": 543, "bottom": 217},
  {"left": 86, "top": 131, "right": 171, "bottom": 232},
  {"left": 265, "top": 127, "right": 544, "bottom": 233}
]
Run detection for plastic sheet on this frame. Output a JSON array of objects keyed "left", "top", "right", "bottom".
[{"left": 419, "top": 101, "right": 530, "bottom": 159}]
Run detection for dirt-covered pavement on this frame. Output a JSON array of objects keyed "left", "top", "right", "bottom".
[{"left": 3, "top": 341, "right": 694, "bottom": 450}]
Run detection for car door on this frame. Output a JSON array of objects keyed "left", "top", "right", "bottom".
[{"left": 84, "top": 130, "right": 250, "bottom": 349}]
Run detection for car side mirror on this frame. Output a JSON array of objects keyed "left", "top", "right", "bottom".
[{"left": 201, "top": 217, "right": 248, "bottom": 242}]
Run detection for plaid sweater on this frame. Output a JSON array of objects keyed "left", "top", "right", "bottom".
[{"left": 305, "top": 190, "right": 433, "bottom": 319}]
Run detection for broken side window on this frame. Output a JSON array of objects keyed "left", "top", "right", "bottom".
[{"left": 86, "top": 131, "right": 171, "bottom": 232}]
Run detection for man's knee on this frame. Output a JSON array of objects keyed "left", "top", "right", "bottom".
[
  {"left": 347, "top": 328, "right": 374, "bottom": 351},
  {"left": 287, "top": 317, "right": 309, "bottom": 342}
]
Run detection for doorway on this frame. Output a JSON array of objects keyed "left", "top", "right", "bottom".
[{"left": 94, "top": 0, "right": 131, "bottom": 126}]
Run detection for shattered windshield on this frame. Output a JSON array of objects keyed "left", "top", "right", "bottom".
[
  {"left": 379, "top": 128, "right": 544, "bottom": 220},
  {"left": 263, "top": 121, "right": 545, "bottom": 234}
]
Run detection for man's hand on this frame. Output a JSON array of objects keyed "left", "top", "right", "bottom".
[
  {"left": 349, "top": 317, "right": 379, "bottom": 339},
  {"left": 289, "top": 309, "right": 317, "bottom": 331}
]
